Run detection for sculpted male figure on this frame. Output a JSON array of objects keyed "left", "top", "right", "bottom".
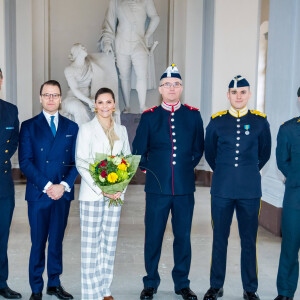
[
  {"left": 133, "top": 64, "right": 204, "bottom": 300},
  {"left": 19, "top": 80, "right": 78, "bottom": 300},
  {"left": 204, "top": 76, "right": 271, "bottom": 300},
  {"left": 0, "top": 69, "right": 22, "bottom": 299},
  {"left": 99, "top": 0, "right": 160, "bottom": 113}
]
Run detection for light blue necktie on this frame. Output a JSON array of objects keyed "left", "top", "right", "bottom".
[{"left": 50, "top": 116, "right": 56, "bottom": 137}]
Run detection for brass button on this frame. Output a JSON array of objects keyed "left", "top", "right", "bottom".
[
  {"left": 5, "top": 150, "right": 8, "bottom": 153},
  {"left": 5, "top": 161, "right": 7, "bottom": 164},
  {"left": 7, "top": 140, "right": 10, "bottom": 143},
  {"left": 5, "top": 170, "right": 7, "bottom": 173}
]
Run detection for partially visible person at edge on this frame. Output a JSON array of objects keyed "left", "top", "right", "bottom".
[
  {"left": 273, "top": 87, "right": 300, "bottom": 300},
  {"left": 0, "top": 69, "right": 21, "bottom": 299},
  {"left": 18, "top": 80, "right": 78, "bottom": 300},
  {"left": 75, "top": 87, "right": 131, "bottom": 300},
  {"left": 203, "top": 75, "right": 271, "bottom": 300},
  {"left": 133, "top": 64, "right": 204, "bottom": 300}
]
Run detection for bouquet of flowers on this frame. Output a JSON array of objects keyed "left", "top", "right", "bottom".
[{"left": 89, "top": 153, "right": 141, "bottom": 206}]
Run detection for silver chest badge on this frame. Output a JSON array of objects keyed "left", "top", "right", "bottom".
[{"left": 244, "top": 124, "right": 250, "bottom": 135}]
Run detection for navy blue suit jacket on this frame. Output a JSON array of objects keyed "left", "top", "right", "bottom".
[
  {"left": 0, "top": 99, "right": 19, "bottom": 198},
  {"left": 205, "top": 110, "right": 271, "bottom": 199},
  {"left": 132, "top": 104, "right": 204, "bottom": 195},
  {"left": 19, "top": 112, "right": 78, "bottom": 201}
]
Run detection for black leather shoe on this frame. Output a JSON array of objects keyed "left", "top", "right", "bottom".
[
  {"left": 243, "top": 291, "right": 260, "bottom": 300},
  {"left": 0, "top": 287, "right": 22, "bottom": 299},
  {"left": 140, "top": 287, "right": 157, "bottom": 299},
  {"left": 46, "top": 286, "right": 73, "bottom": 300},
  {"left": 274, "top": 296, "right": 293, "bottom": 300},
  {"left": 175, "top": 287, "right": 198, "bottom": 300},
  {"left": 29, "top": 293, "right": 42, "bottom": 300},
  {"left": 203, "top": 287, "right": 223, "bottom": 300}
]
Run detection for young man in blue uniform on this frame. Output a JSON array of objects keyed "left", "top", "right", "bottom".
[
  {"left": 204, "top": 76, "right": 271, "bottom": 300},
  {"left": 0, "top": 69, "right": 22, "bottom": 299},
  {"left": 274, "top": 87, "right": 300, "bottom": 300},
  {"left": 19, "top": 80, "right": 78, "bottom": 300},
  {"left": 133, "top": 65, "right": 204, "bottom": 300}
]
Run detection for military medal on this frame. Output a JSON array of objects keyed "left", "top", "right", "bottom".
[{"left": 244, "top": 125, "right": 250, "bottom": 135}]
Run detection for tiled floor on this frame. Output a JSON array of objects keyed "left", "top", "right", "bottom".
[{"left": 6, "top": 185, "right": 297, "bottom": 300}]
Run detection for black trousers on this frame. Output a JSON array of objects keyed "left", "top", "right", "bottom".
[
  {"left": 210, "top": 196, "right": 261, "bottom": 292},
  {"left": 143, "top": 193, "right": 195, "bottom": 291}
]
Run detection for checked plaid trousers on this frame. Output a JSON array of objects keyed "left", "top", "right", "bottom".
[{"left": 80, "top": 200, "right": 121, "bottom": 300}]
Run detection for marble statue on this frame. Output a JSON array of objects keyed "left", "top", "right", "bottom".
[
  {"left": 256, "top": 21, "right": 269, "bottom": 112},
  {"left": 98, "top": 0, "right": 160, "bottom": 113},
  {"left": 62, "top": 43, "right": 120, "bottom": 125}
]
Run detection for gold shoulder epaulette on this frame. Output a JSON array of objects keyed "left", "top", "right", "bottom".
[
  {"left": 212, "top": 110, "right": 228, "bottom": 119},
  {"left": 250, "top": 110, "right": 266, "bottom": 118}
]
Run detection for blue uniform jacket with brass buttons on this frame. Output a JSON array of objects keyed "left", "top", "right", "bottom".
[
  {"left": 0, "top": 99, "right": 19, "bottom": 198},
  {"left": 19, "top": 112, "right": 78, "bottom": 201},
  {"left": 132, "top": 104, "right": 204, "bottom": 195},
  {"left": 276, "top": 117, "right": 300, "bottom": 209},
  {"left": 205, "top": 110, "right": 271, "bottom": 199}
]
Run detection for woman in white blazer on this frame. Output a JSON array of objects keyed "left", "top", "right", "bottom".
[{"left": 75, "top": 88, "right": 131, "bottom": 300}]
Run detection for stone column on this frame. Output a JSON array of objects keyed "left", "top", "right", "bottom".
[
  {"left": 260, "top": 0, "right": 300, "bottom": 235},
  {"left": 211, "top": 0, "right": 260, "bottom": 113},
  {"left": 170, "top": 0, "right": 204, "bottom": 109},
  {"left": 0, "top": 0, "right": 6, "bottom": 99},
  {"left": 16, "top": 0, "right": 33, "bottom": 122},
  {"left": 199, "top": 0, "right": 260, "bottom": 180}
]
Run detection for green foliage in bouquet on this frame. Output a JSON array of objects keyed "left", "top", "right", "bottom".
[{"left": 89, "top": 153, "right": 141, "bottom": 206}]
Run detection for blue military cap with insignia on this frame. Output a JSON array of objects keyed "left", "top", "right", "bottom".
[
  {"left": 160, "top": 63, "right": 182, "bottom": 80},
  {"left": 228, "top": 75, "right": 250, "bottom": 89}
]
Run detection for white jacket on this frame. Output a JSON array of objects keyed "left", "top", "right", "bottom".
[{"left": 75, "top": 117, "right": 131, "bottom": 201}]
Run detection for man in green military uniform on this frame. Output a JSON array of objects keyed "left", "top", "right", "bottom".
[{"left": 274, "top": 87, "right": 300, "bottom": 300}]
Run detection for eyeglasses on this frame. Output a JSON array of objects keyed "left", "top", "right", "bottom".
[
  {"left": 160, "top": 82, "right": 182, "bottom": 89},
  {"left": 42, "top": 93, "right": 61, "bottom": 100}
]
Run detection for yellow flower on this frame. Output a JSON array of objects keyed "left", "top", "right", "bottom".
[
  {"left": 118, "top": 163, "right": 127, "bottom": 171},
  {"left": 107, "top": 172, "right": 118, "bottom": 183}
]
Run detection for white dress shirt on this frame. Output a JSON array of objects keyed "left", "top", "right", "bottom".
[
  {"left": 43, "top": 110, "right": 59, "bottom": 130},
  {"left": 42, "top": 110, "right": 71, "bottom": 194}
]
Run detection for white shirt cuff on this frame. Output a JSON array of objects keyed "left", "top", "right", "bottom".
[
  {"left": 43, "top": 181, "right": 53, "bottom": 193},
  {"left": 60, "top": 181, "right": 71, "bottom": 192}
]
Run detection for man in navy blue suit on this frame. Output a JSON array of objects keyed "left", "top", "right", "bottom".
[
  {"left": 0, "top": 68, "right": 22, "bottom": 299},
  {"left": 19, "top": 80, "right": 78, "bottom": 300},
  {"left": 204, "top": 76, "right": 271, "bottom": 300},
  {"left": 133, "top": 64, "right": 204, "bottom": 300}
]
